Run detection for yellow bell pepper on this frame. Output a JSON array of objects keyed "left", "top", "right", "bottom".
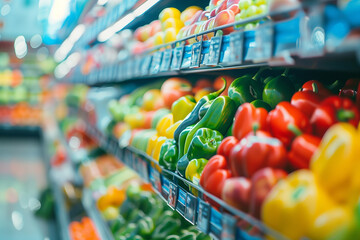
[
  {"left": 307, "top": 206, "right": 355, "bottom": 240},
  {"left": 146, "top": 134, "right": 159, "bottom": 156},
  {"left": 310, "top": 123, "right": 360, "bottom": 205},
  {"left": 151, "top": 136, "right": 167, "bottom": 161},
  {"left": 124, "top": 111, "right": 146, "bottom": 129},
  {"left": 164, "top": 120, "right": 182, "bottom": 139},
  {"left": 97, "top": 187, "right": 126, "bottom": 211},
  {"left": 171, "top": 95, "right": 196, "bottom": 122},
  {"left": 156, "top": 113, "right": 173, "bottom": 137},
  {"left": 262, "top": 170, "right": 334, "bottom": 240}
]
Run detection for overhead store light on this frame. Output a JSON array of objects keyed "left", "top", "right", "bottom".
[
  {"left": 54, "top": 24, "right": 85, "bottom": 62},
  {"left": 97, "top": 0, "right": 160, "bottom": 43},
  {"left": 14, "top": 36, "right": 27, "bottom": 59}
]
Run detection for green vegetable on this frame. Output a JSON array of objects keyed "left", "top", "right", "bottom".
[
  {"left": 128, "top": 81, "right": 164, "bottom": 107},
  {"left": 131, "top": 129, "right": 157, "bottom": 152},
  {"left": 138, "top": 216, "right": 155, "bottom": 237},
  {"left": 262, "top": 69, "right": 295, "bottom": 108},
  {"left": 184, "top": 96, "right": 237, "bottom": 153},
  {"left": 178, "top": 125, "right": 193, "bottom": 160},
  {"left": 196, "top": 233, "right": 212, "bottom": 240},
  {"left": 159, "top": 139, "right": 179, "bottom": 171},
  {"left": 251, "top": 99, "right": 272, "bottom": 111},
  {"left": 198, "top": 99, "right": 214, "bottom": 119},
  {"left": 180, "top": 232, "right": 197, "bottom": 240},
  {"left": 226, "top": 122, "right": 234, "bottom": 137},
  {"left": 151, "top": 108, "right": 171, "bottom": 129},
  {"left": 176, "top": 155, "right": 190, "bottom": 177},
  {"left": 174, "top": 78, "right": 226, "bottom": 142},
  {"left": 117, "top": 223, "right": 138, "bottom": 237},
  {"left": 152, "top": 218, "right": 181, "bottom": 240},
  {"left": 110, "top": 216, "right": 126, "bottom": 234},
  {"left": 166, "top": 235, "right": 180, "bottom": 240},
  {"left": 228, "top": 74, "right": 263, "bottom": 107},
  {"left": 187, "top": 128, "right": 223, "bottom": 160}
]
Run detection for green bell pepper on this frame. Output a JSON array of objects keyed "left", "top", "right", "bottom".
[
  {"left": 228, "top": 74, "right": 263, "bottom": 107},
  {"left": 166, "top": 235, "right": 180, "bottom": 240},
  {"left": 226, "top": 122, "right": 234, "bottom": 137},
  {"left": 116, "top": 223, "right": 138, "bottom": 237},
  {"left": 250, "top": 99, "right": 272, "bottom": 111},
  {"left": 178, "top": 125, "right": 193, "bottom": 160},
  {"left": 159, "top": 139, "right": 179, "bottom": 171},
  {"left": 174, "top": 78, "right": 226, "bottom": 142},
  {"left": 262, "top": 68, "right": 295, "bottom": 108},
  {"left": 176, "top": 155, "right": 190, "bottom": 177},
  {"left": 129, "top": 236, "right": 144, "bottom": 240},
  {"left": 138, "top": 216, "right": 155, "bottom": 237},
  {"left": 198, "top": 99, "right": 214, "bottom": 119},
  {"left": 196, "top": 233, "right": 211, "bottom": 240},
  {"left": 110, "top": 216, "right": 126, "bottom": 234},
  {"left": 152, "top": 218, "right": 181, "bottom": 240},
  {"left": 131, "top": 129, "right": 157, "bottom": 152},
  {"left": 184, "top": 96, "right": 236, "bottom": 154},
  {"left": 180, "top": 232, "right": 197, "bottom": 240},
  {"left": 187, "top": 128, "right": 223, "bottom": 160},
  {"left": 151, "top": 108, "right": 171, "bottom": 129}
]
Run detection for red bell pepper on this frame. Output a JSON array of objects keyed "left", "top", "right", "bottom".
[
  {"left": 310, "top": 96, "right": 360, "bottom": 137},
  {"left": 233, "top": 103, "right": 268, "bottom": 141},
  {"left": 221, "top": 177, "right": 251, "bottom": 212},
  {"left": 229, "top": 134, "right": 287, "bottom": 178},
  {"left": 217, "top": 136, "right": 239, "bottom": 160},
  {"left": 301, "top": 80, "right": 332, "bottom": 97},
  {"left": 291, "top": 91, "right": 323, "bottom": 119},
  {"left": 249, "top": 168, "right": 288, "bottom": 219},
  {"left": 288, "top": 134, "right": 321, "bottom": 170},
  {"left": 268, "top": 101, "right": 312, "bottom": 148},
  {"left": 339, "top": 78, "right": 359, "bottom": 101},
  {"left": 199, "top": 155, "right": 232, "bottom": 199}
]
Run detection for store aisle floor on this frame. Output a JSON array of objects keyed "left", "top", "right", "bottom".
[{"left": 0, "top": 137, "right": 58, "bottom": 240}]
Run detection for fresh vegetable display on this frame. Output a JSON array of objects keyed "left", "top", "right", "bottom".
[{"left": 100, "top": 69, "right": 360, "bottom": 239}]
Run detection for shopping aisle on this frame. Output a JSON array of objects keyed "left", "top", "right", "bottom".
[{"left": 0, "top": 136, "right": 58, "bottom": 240}]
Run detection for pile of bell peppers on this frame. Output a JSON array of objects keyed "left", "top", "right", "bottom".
[
  {"left": 106, "top": 184, "right": 211, "bottom": 240},
  {"left": 106, "top": 69, "right": 360, "bottom": 239}
]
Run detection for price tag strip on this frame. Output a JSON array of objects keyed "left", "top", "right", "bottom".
[
  {"left": 190, "top": 41, "right": 203, "bottom": 68},
  {"left": 207, "top": 36, "right": 223, "bottom": 66},
  {"left": 229, "top": 31, "right": 244, "bottom": 65},
  {"left": 141, "top": 55, "right": 152, "bottom": 76},
  {"left": 210, "top": 208, "right": 222, "bottom": 239},
  {"left": 221, "top": 213, "right": 237, "bottom": 240},
  {"left": 149, "top": 166, "right": 161, "bottom": 192},
  {"left": 255, "top": 22, "right": 274, "bottom": 61},
  {"left": 184, "top": 193, "right": 198, "bottom": 224},
  {"left": 197, "top": 199, "right": 211, "bottom": 233},
  {"left": 150, "top": 51, "right": 163, "bottom": 75},
  {"left": 171, "top": 46, "right": 185, "bottom": 71},
  {"left": 168, "top": 182, "right": 178, "bottom": 209},
  {"left": 160, "top": 49, "right": 173, "bottom": 72},
  {"left": 161, "top": 177, "right": 170, "bottom": 200},
  {"left": 176, "top": 187, "right": 187, "bottom": 216}
]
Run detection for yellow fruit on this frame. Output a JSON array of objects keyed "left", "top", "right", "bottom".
[
  {"left": 153, "top": 32, "right": 165, "bottom": 46},
  {"left": 162, "top": 18, "right": 184, "bottom": 31},
  {"left": 159, "top": 7, "right": 181, "bottom": 22},
  {"left": 164, "top": 28, "right": 177, "bottom": 43},
  {"left": 181, "top": 6, "right": 203, "bottom": 23}
]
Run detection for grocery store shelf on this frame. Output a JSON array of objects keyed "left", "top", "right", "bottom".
[
  {"left": 63, "top": 1, "right": 360, "bottom": 85},
  {"left": 0, "top": 124, "right": 42, "bottom": 137},
  {"left": 75, "top": 0, "right": 210, "bottom": 49},
  {"left": 81, "top": 113, "right": 289, "bottom": 240},
  {"left": 82, "top": 189, "right": 115, "bottom": 240},
  {"left": 51, "top": 179, "right": 71, "bottom": 240}
]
